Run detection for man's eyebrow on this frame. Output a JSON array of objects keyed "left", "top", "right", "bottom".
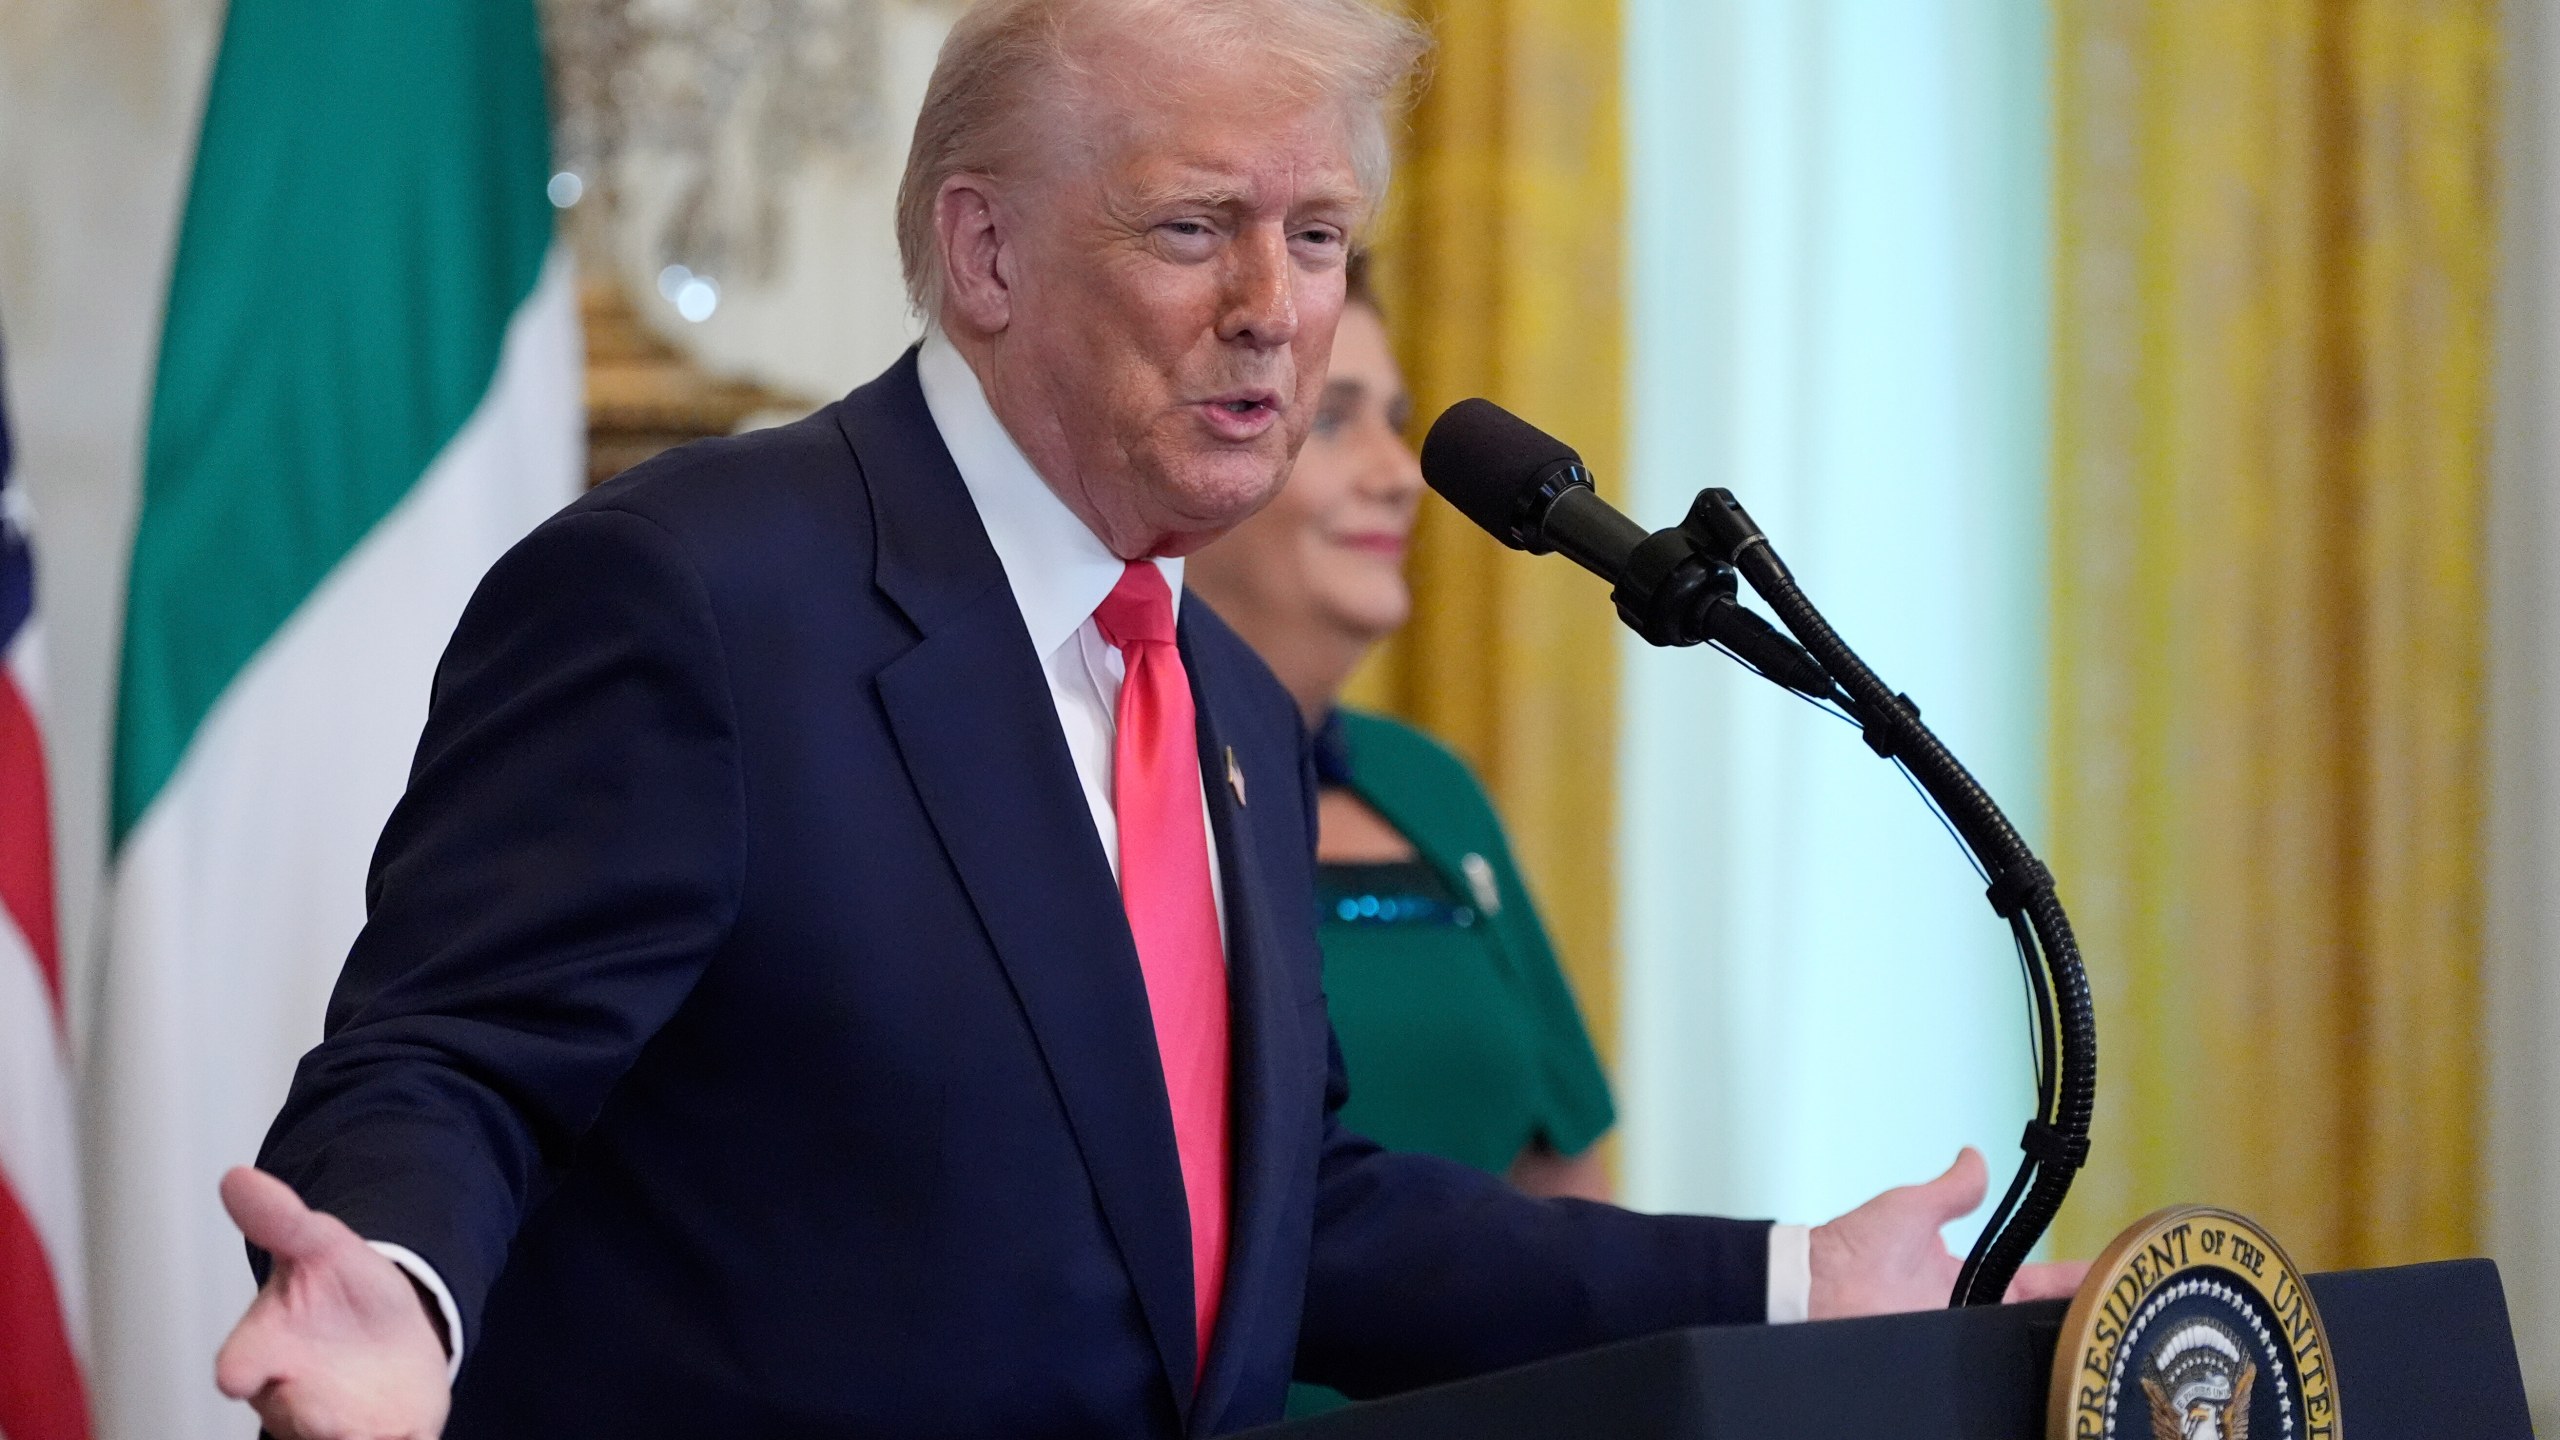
[
  {"left": 1121, "top": 177, "right": 1256, "bottom": 212},
  {"left": 1292, "top": 181, "right": 1366, "bottom": 217},
  {"left": 1117, "top": 174, "right": 1366, "bottom": 218},
  {"left": 1321, "top": 377, "right": 1366, "bottom": 406}
]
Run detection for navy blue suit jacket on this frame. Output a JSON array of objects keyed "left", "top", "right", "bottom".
[{"left": 256, "top": 350, "right": 1772, "bottom": 1438}]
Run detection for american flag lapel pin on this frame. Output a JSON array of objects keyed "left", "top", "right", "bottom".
[{"left": 1225, "top": 746, "right": 1247, "bottom": 807}]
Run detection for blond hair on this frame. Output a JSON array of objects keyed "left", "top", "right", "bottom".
[{"left": 895, "top": 0, "right": 1431, "bottom": 316}]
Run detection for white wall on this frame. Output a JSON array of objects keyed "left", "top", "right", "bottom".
[
  {"left": 1617, "top": 0, "right": 2051, "bottom": 1240},
  {"left": 2487, "top": 0, "right": 2559, "bottom": 1420}
]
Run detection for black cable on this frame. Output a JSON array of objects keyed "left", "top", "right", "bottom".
[
  {"left": 1892, "top": 756, "right": 1992, "bottom": 885},
  {"left": 1954, "top": 916, "right": 2063, "bottom": 1302},
  {"left": 1707, "top": 639, "right": 1863, "bottom": 731},
  {"left": 1731, "top": 648, "right": 2050, "bottom": 1100},
  {"left": 2018, "top": 914, "right": 2058, "bottom": 1111},
  {"left": 1888, "top": 777, "right": 2058, "bottom": 1303},
  {"left": 2006, "top": 921, "right": 2052, "bottom": 1105},
  {"left": 1955, "top": 1154, "right": 2040, "bottom": 1302},
  {"left": 1733, "top": 642, "right": 2054, "bottom": 1123},
  {"left": 1717, "top": 539, "right": 2097, "bottom": 1308},
  {"left": 1716, "top": 581, "right": 2078, "bottom": 1300}
]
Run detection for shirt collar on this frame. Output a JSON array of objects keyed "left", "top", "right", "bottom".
[{"left": 915, "top": 330, "right": 1182, "bottom": 659}]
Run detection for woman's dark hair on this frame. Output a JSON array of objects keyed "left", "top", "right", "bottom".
[{"left": 1346, "top": 249, "right": 1381, "bottom": 315}]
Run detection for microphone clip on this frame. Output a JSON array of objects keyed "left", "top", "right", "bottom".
[
  {"left": 1609, "top": 530, "right": 1734, "bottom": 649},
  {"left": 1609, "top": 518, "right": 1837, "bottom": 701}
]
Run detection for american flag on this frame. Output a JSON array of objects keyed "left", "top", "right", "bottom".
[{"left": 0, "top": 335, "right": 89, "bottom": 1439}]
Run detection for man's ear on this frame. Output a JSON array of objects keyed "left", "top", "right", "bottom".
[{"left": 935, "top": 176, "right": 1012, "bottom": 337}]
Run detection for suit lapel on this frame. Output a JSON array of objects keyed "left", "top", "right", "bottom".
[
  {"left": 1182, "top": 617, "right": 1320, "bottom": 1432},
  {"left": 844, "top": 353, "right": 1197, "bottom": 1406}
]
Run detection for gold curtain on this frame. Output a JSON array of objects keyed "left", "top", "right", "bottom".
[
  {"left": 1344, "top": 0, "right": 1627, "bottom": 1059},
  {"left": 2049, "top": 0, "right": 2497, "bottom": 1268}
]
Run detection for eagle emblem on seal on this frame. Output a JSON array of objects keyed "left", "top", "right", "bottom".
[{"left": 2141, "top": 1318, "right": 2258, "bottom": 1440}]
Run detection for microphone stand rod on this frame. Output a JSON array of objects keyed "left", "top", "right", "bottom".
[{"left": 1677, "top": 489, "right": 2097, "bottom": 1309}]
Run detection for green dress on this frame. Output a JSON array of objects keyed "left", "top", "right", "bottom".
[{"left": 1288, "top": 709, "right": 1615, "bottom": 1413}]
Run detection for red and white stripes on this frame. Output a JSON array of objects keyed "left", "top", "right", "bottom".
[{"left": 0, "top": 498, "right": 89, "bottom": 1439}]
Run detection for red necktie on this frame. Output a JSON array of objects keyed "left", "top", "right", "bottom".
[{"left": 1092, "top": 560, "right": 1231, "bottom": 1379}]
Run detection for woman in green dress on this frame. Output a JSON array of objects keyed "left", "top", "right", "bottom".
[{"left": 1187, "top": 258, "right": 1614, "bottom": 1203}]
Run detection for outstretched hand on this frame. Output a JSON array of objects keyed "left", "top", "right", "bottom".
[
  {"left": 214, "top": 1166, "right": 451, "bottom": 1440},
  {"left": 1807, "top": 1147, "right": 2088, "bottom": 1320}
]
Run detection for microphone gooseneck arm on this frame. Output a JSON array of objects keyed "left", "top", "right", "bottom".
[{"left": 1680, "top": 488, "right": 2094, "bottom": 1308}]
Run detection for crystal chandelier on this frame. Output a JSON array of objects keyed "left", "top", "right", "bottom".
[{"left": 543, "top": 0, "right": 888, "bottom": 303}]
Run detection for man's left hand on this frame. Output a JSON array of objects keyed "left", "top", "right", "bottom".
[{"left": 1806, "top": 1147, "right": 2088, "bottom": 1319}]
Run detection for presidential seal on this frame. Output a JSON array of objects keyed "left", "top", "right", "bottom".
[{"left": 2049, "top": 1207, "right": 2340, "bottom": 1440}]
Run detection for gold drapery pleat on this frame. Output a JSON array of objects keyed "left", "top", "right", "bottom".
[
  {"left": 2049, "top": 0, "right": 2496, "bottom": 1268},
  {"left": 1344, "top": 0, "right": 1626, "bottom": 1059}
]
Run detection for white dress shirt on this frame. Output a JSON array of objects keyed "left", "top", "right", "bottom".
[{"left": 376, "top": 333, "right": 1804, "bottom": 1367}]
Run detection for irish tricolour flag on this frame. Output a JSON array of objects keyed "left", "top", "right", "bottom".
[{"left": 92, "top": 6, "right": 580, "bottom": 1437}]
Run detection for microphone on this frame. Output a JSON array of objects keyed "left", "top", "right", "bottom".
[{"left": 1419, "top": 399, "right": 1833, "bottom": 698}]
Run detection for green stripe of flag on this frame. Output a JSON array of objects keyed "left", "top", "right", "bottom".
[{"left": 117, "top": 0, "right": 554, "bottom": 842}]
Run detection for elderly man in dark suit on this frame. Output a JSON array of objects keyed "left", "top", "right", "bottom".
[{"left": 210, "top": 1, "right": 2078, "bottom": 1436}]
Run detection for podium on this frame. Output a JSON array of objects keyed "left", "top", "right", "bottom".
[{"left": 1242, "top": 1261, "right": 2533, "bottom": 1439}]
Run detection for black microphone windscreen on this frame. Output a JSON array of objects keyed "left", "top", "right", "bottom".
[{"left": 1420, "top": 398, "right": 1583, "bottom": 549}]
